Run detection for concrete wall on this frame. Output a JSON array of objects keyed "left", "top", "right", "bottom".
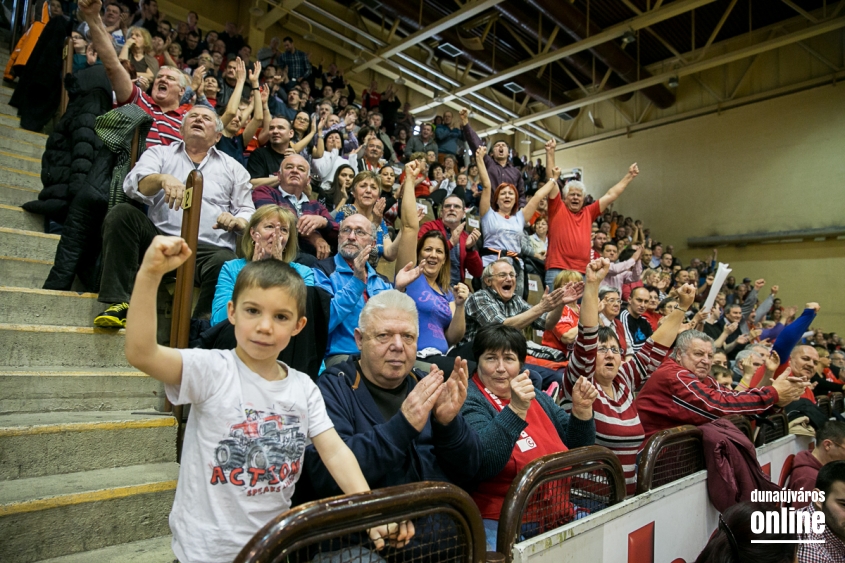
[{"left": 553, "top": 83, "right": 845, "bottom": 333}]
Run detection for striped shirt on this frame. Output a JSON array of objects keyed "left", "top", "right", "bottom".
[
  {"left": 120, "top": 85, "right": 189, "bottom": 148},
  {"left": 562, "top": 325, "right": 670, "bottom": 495}
]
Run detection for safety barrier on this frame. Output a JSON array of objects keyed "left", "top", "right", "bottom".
[
  {"left": 235, "top": 481, "right": 487, "bottom": 563},
  {"left": 497, "top": 446, "right": 625, "bottom": 561},
  {"left": 755, "top": 412, "right": 789, "bottom": 446},
  {"left": 724, "top": 414, "right": 753, "bottom": 442},
  {"left": 636, "top": 425, "right": 705, "bottom": 494},
  {"left": 818, "top": 395, "right": 832, "bottom": 419},
  {"left": 831, "top": 391, "right": 844, "bottom": 416}
]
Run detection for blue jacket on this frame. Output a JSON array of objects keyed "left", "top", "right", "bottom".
[
  {"left": 434, "top": 124, "right": 463, "bottom": 155},
  {"left": 304, "top": 358, "right": 482, "bottom": 497},
  {"left": 313, "top": 253, "right": 393, "bottom": 356}
]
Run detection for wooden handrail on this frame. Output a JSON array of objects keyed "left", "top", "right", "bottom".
[
  {"left": 497, "top": 446, "right": 626, "bottom": 561},
  {"left": 235, "top": 481, "right": 487, "bottom": 563},
  {"left": 59, "top": 36, "right": 73, "bottom": 117}
]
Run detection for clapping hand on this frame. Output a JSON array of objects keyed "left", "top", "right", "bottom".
[
  {"left": 508, "top": 371, "right": 535, "bottom": 419},
  {"left": 433, "top": 357, "right": 469, "bottom": 425}
]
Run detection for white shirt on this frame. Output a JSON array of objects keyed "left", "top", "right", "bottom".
[
  {"left": 166, "top": 349, "right": 333, "bottom": 563},
  {"left": 124, "top": 142, "right": 254, "bottom": 251},
  {"left": 313, "top": 148, "right": 350, "bottom": 191}
]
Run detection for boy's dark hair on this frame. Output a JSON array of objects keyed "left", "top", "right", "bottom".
[
  {"left": 472, "top": 325, "right": 527, "bottom": 364},
  {"left": 816, "top": 421, "right": 845, "bottom": 448},
  {"left": 815, "top": 459, "right": 845, "bottom": 498},
  {"left": 231, "top": 259, "right": 306, "bottom": 318},
  {"left": 711, "top": 364, "right": 732, "bottom": 379}
]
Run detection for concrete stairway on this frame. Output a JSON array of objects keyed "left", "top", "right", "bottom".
[{"left": 0, "top": 46, "right": 177, "bottom": 562}]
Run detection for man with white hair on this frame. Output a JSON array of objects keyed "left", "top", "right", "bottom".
[
  {"left": 635, "top": 330, "right": 810, "bottom": 441},
  {"left": 94, "top": 105, "right": 254, "bottom": 327},
  {"left": 543, "top": 138, "right": 639, "bottom": 286},
  {"left": 305, "top": 289, "right": 480, "bottom": 499},
  {"left": 459, "top": 108, "right": 525, "bottom": 207}
]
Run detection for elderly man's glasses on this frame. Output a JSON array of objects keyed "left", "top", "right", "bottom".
[
  {"left": 597, "top": 346, "right": 622, "bottom": 355},
  {"left": 339, "top": 227, "right": 372, "bottom": 238},
  {"left": 603, "top": 298, "right": 622, "bottom": 305},
  {"left": 492, "top": 272, "right": 517, "bottom": 280}
]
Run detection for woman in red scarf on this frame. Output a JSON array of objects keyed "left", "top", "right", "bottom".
[{"left": 460, "top": 325, "right": 598, "bottom": 550}]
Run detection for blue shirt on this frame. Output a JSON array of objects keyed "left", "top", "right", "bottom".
[
  {"left": 314, "top": 254, "right": 393, "bottom": 356},
  {"left": 405, "top": 276, "right": 454, "bottom": 354},
  {"left": 211, "top": 258, "right": 316, "bottom": 325}
]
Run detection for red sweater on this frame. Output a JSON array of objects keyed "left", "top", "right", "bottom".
[
  {"left": 789, "top": 450, "right": 822, "bottom": 507},
  {"left": 418, "top": 219, "right": 483, "bottom": 283},
  {"left": 635, "top": 358, "right": 780, "bottom": 443}
]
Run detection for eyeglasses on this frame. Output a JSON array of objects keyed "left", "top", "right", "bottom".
[
  {"left": 603, "top": 299, "right": 622, "bottom": 305},
  {"left": 597, "top": 346, "right": 622, "bottom": 355},
  {"left": 491, "top": 272, "right": 517, "bottom": 280},
  {"left": 339, "top": 227, "right": 372, "bottom": 238}
]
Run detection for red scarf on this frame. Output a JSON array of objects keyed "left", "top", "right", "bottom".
[{"left": 471, "top": 375, "right": 572, "bottom": 524}]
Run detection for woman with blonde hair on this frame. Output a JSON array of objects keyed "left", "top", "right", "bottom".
[
  {"left": 541, "top": 270, "right": 584, "bottom": 352},
  {"left": 210, "top": 205, "right": 314, "bottom": 325},
  {"left": 119, "top": 26, "right": 158, "bottom": 86},
  {"left": 334, "top": 170, "right": 402, "bottom": 266}
]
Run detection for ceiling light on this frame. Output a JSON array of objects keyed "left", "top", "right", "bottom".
[
  {"left": 621, "top": 31, "right": 636, "bottom": 46},
  {"left": 438, "top": 43, "right": 463, "bottom": 57},
  {"left": 395, "top": 76, "right": 406, "bottom": 85},
  {"left": 668, "top": 76, "right": 679, "bottom": 88},
  {"left": 303, "top": 33, "right": 315, "bottom": 41},
  {"left": 520, "top": 138, "right": 531, "bottom": 144},
  {"left": 353, "top": 55, "right": 365, "bottom": 65},
  {"left": 248, "top": 0, "right": 263, "bottom": 16}
]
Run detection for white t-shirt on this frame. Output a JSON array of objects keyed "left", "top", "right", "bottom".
[
  {"left": 480, "top": 208, "right": 525, "bottom": 267},
  {"left": 166, "top": 349, "right": 334, "bottom": 563}
]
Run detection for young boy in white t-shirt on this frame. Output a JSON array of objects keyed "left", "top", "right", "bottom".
[{"left": 125, "top": 236, "right": 412, "bottom": 563}]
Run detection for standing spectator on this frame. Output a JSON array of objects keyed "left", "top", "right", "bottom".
[
  {"left": 789, "top": 421, "right": 845, "bottom": 508},
  {"left": 181, "top": 31, "right": 203, "bottom": 68},
  {"left": 77, "top": 2, "right": 126, "bottom": 52},
  {"left": 217, "top": 60, "right": 266, "bottom": 168},
  {"left": 435, "top": 110, "right": 463, "bottom": 161},
  {"left": 459, "top": 109, "right": 525, "bottom": 207},
  {"left": 619, "top": 287, "right": 654, "bottom": 355},
  {"left": 131, "top": 0, "right": 160, "bottom": 36},
  {"left": 395, "top": 102, "right": 416, "bottom": 135},
  {"left": 361, "top": 79, "right": 382, "bottom": 110},
  {"left": 218, "top": 22, "right": 246, "bottom": 56},
  {"left": 544, "top": 138, "right": 639, "bottom": 284},
  {"left": 404, "top": 122, "right": 438, "bottom": 159},
  {"left": 601, "top": 241, "right": 643, "bottom": 293},
  {"left": 277, "top": 36, "right": 311, "bottom": 83},
  {"left": 257, "top": 36, "right": 281, "bottom": 67},
  {"left": 217, "top": 59, "right": 251, "bottom": 108},
  {"left": 246, "top": 116, "right": 295, "bottom": 186},
  {"left": 185, "top": 11, "right": 202, "bottom": 39},
  {"left": 365, "top": 112, "right": 395, "bottom": 162}
]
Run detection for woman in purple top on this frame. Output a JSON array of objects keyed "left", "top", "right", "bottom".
[{"left": 405, "top": 231, "right": 470, "bottom": 368}]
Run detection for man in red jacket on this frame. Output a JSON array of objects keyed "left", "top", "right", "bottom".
[
  {"left": 790, "top": 421, "right": 845, "bottom": 507},
  {"left": 635, "top": 329, "right": 809, "bottom": 442},
  {"left": 418, "top": 195, "right": 483, "bottom": 285}
]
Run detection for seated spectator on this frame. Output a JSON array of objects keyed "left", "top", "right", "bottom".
[
  {"left": 544, "top": 138, "right": 639, "bottom": 285},
  {"left": 216, "top": 59, "right": 266, "bottom": 167},
  {"left": 312, "top": 130, "right": 350, "bottom": 195},
  {"left": 459, "top": 259, "right": 582, "bottom": 388},
  {"left": 253, "top": 155, "right": 338, "bottom": 259},
  {"left": 601, "top": 242, "right": 643, "bottom": 293},
  {"left": 304, "top": 290, "right": 480, "bottom": 497},
  {"left": 393, "top": 127, "right": 408, "bottom": 159},
  {"left": 377, "top": 165, "right": 397, "bottom": 213},
  {"left": 635, "top": 329, "right": 809, "bottom": 441},
  {"left": 428, "top": 162, "right": 455, "bottom": 198},
  {"left": 119, "top": 26, "right": 158, "bottom": 85},
  {"left": 541, "top": 270, "right": 582, "bottom": 353},
  {"left": 711, "top": 365, "right": 734, "bottom": 388},
  {"left": 619, "top": 287, "right": 654, "bottom": 355},
  {"left": 641, "top": 286, "right": 662, "bottom": 330},
  {"left": 334, "top": 171, "right": 401, "bottom": 266},
  {"left": 478, "top": 148, "right": 559, "bottom": 298},
  {"left": 94, "top": 105, "right": 254, "bottom": 327},
  {"left": 405, "top": 231, "right": 469, "bottom": 370},
  {"left": 418, "top": 195, "right": 482, "bottom": 285},
  {"left": 404, "top": 122, "right": 438, "bottom": 160},
  {"left": 564, "top": 259, "right": 694, "bottom": 494},
  {"left": 246, "top": 116, "right": 294, "bottom": 186},
  {"left": 80, "top": 0, "right": 192, "bottom": 147},
  {"left": 316, "top": 163, "right": 354, "bottom": 213},
  {"left": 314, "top": 169, "right": 420, "bottom": 366},
  {"left": 694, "top": 502, "right": 797, "bottom": 563},
  {"left": 210, "top": 205, "right": 315, "bottom": 325},
  {"left": 354, "top": 134, "right": 386, "bottom": 173},
  {"left": 598, "top": 286, "right": 627, "bottom": 355},
  {"left": 460, "top": 109, "right": 524, "bottom": 207},
  {"left": 796, "top": 460, "right": 845, "bottom": 561},
  {"left": 365, "top": 112, "right": 395, "bottom": 162},
  {"left": 70, "top": 31, "right": 100, "bottom": 73},
  {"left": 790, "top": 421, "right": 845, "bottom": 508},
  {"left": 461, "top": 324, "right": 596, "bottom": 549},
  {"left": 290, "top": 111, "right": 321, "bottom": 158}
]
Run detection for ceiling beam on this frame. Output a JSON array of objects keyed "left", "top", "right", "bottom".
[
  {"left": 411, "top": 0, "right": 718, "bottom": 113},
  {"left": 352, "top": 0, "right": 505, "bottom": 73},
  {"left": 257, "top": 0, "right": 307, "bottom": 30},
  {"left": 481, "top": 15, "right": 845, "bottom": 132}
]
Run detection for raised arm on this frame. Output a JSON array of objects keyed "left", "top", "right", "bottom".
[
  {"left": 598, "top": 163, "right": 639, "bottom": 212},
  {"left": 652, "top": 284, "right": 695, "bottom": 347},
  {"left": 221, "top": 58, "right": 247, "bottom": 128},
  {"left": 78, "top": 0, "right": 134, "bottom": 103},
  {"left": 476, "top": 146, "right": 492, "bottom": 217},
  {"left": 521, "top": 168, "right": 559, "bottom": 221},
  {"left": 394, "top": 160, "right": 422, "bottom": 270},
  {"left": 241, "top": 66, "right": 264, "bottom": 143},
  {"left": 458, "top": 108, "right": 482, "bottom": 153},
  {"left": 580, "top": 258, "right": 610, "bottom": 327}
]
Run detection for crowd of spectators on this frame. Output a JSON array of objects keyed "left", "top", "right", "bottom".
[{"left": 10, "top": 0, "right": 845, "bottom": 561}]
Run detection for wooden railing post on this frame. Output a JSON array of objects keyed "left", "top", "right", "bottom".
[
  {"left": 59, "top": 36, "right": 73, "bottom": 117},
  {"left": 167, "top": 170, "right": 203, "bottom": 458}
]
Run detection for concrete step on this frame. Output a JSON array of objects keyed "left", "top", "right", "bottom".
[
  {"left": 0, "top": 113, "right": 20, "bottom": 128},
  {"left": 0, "top": 287, "right": 101, "bottom": 326},
  {"left": 0, "top": 462, "right": 178, "bottom": 562},
  {"left": 0, "top": 368, "right": 165, "bottom": 415},
  {"left": 0, "top": 133, "right": 46, "bottom": 159},
  {"left": 0, "top": 123, "right": 47, "bottom": 145},
  {"left": 38, "top": 535, "right": 173, "bottom": 563},
  {"left": 0, "top": 101, "right": 15, "bottom": 116},
  {"left": 0, "top": 164, "right": 42, "bottom": 190},
  {"left": 0, "top": 149, "right": 40, "bottom": 174},
  {"left": 0, "top": 204, "right": 43, "bottom": 231},
  {"left": 0, "top": 86, "right": 13, "bottom": 105},
  {"left": 0, "top": 183, "right": 40, "bottom": 206},
  {"left": 0, "top": 256, "right": 52, "bottom": 289},
  {"left": 0, "top": 323, "right": 130, "bottom": 368},
  {"left": 0, "top": 410, "right": 176, "bottom": 480},
  {"left": 0, "top": 227, "right": 58, "bottom": 262}
]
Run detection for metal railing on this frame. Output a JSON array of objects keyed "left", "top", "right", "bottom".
[
  {"left": 755, "top": 413, "right": 789, "bottom": 447},
  {"left": 8, "top": 0, "right": 32, "bottom": 51},
  {"left": 818, "top": 396, "right": 832, "bottom": 419},
  {"left": 497, "top": 446, "right": 626, "bottom": 561},
  {"left": 636, "top": 425, "right": 705, "bottom": 495},
  {"left": 235, "top": 481, "right": 487, "bottom": 563},
  {"left": 831, "top": 392, "right": 844, "bottom": 416}
]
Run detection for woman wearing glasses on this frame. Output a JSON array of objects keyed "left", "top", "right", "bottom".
[
  {"left": 334, "top": 171, "right": 402, "bottom": 267},
  {"left": 564, "top": 258, "right": 695, "bottom": 495}
]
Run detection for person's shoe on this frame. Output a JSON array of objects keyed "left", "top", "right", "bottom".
[{"left": 94, "top": 303, "right": 129, "bottom": 328}]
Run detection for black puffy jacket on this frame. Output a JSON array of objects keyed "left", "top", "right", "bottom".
[{"left": 23, "top": 64, "right": 112, "bottom": 224}]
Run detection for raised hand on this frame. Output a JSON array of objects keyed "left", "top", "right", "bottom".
[
  {"left": 628, "top": 163, "right": 639, "bottom": 178},
  {"left": 352, "top": 243, "right": 372, "bottom": 282},
  {"left": 400, "top": 367, "right": 445, "bottom": 431},
  {"left": 433, "top": 357, "right": 469, "bottom": 425},
  {"left": 459, "top": 108, "right": 469, "bottom": 126},
  {"left": 585, "top": 257, "right": 611, "bottom": 285},
  {"left": 248, "top": 61, "right": 262, "bottom": 88},
  {"left": 561, "top": 281, "right": 585, "bottom": 304},
  {"left": 805, "top": 302, "right": 820, "bottom": 313},
  {"left": 78, "top": 0, "right": 103, "bottom": 21},
  {"left": 476, "top": 145, "right": 487, "bottom": 159},
  {"left": 544, "top": 138, "right": 556, "bottom": 152},
  {"left": 570, "top": 376, "right": 598, "bottom": 420},
  {"left": 372, "top": 198, "right": 386, "bottom": 223},
  {"left": 770, "top": 285, "right": 779, "bottom": 295},
  {"left": 509, "top": 371, "right": 535, "bottom": 419},
  {"left": 676, "top": 283, "right": 696, "bottom": 310},
  {"left": 235, "top": 57, "right": 246, "bottom": 84},
  {"left": 191, "top": 65, "right": 206, "bottom": 92},
  {"left": 139, "top": 236, "right": 192, "bottom": 277},
  {"left": 394, "top": 262, "right": 422, "bottom": 291},
  {"left": 450, "top": 222, "right": 466, "bottom": 248},
  {"left": 404, "top": 159, "right": 421, "bottom": 178},
  {"left": 765, "top": 350, "right": 781, "bottom": 373},
  {"left": 754, "top": 278, "right": 766, "bottom": 290}
]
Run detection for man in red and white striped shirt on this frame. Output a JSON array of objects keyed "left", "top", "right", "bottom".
[
  {"left": 80, "top": 0, "right": 193, "bottom": 147},
  {"left": 563, "top": 258, "right": 694, "bottom": 495}
]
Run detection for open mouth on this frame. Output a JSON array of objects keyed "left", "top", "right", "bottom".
[{"left": 501, "top": 281, "right": 514, "bottom": 292}]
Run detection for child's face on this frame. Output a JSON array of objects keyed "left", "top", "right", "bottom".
[
  {"left": 715, "top": 373, "right": 733, "bottom": 387},
  {"left": 227, "top": 286, "right": 306, "bottom": 362}
]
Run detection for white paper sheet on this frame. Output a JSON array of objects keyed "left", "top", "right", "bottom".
[{"left": 702, "top": 262, "right": 732, "bottom": 313}]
